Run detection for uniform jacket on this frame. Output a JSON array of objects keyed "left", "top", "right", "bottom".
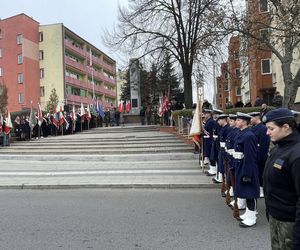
[
  {"left": 234, "top": 127, "right": 259, "bottom": 199},
  {"left": 203, "top": 118, "right": 215, "bottom": 157},
  {"left": 263, "top": 131, "right": 300, "bottom": 249},
  {"left": 251, "top": 122, "right": 270, "bottom": 177},
  {"left": 218, "top": 124, "right": 232, "bottom": 174}
]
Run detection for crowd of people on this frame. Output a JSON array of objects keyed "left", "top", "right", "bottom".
[{"left": 191, "top": 105, "right": 300, "bottom": 249}]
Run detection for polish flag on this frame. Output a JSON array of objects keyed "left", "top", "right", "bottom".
[
  {"left": 118, "top": 101, "right": 124, "bottom": 113},
  {"left": 37, "top": 103, "right": 43, "bottom": 126},
  {"left": 4, "top": 109, "right": 12, "bottom": 134},
  {"left": 125, "top": 100, "right": 131, "bottom": 113}
]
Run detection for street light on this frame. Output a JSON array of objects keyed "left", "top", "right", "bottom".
[{"left": 209, "top": 50, "right": 217, "bottom": 108}]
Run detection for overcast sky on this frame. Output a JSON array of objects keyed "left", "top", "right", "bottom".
[
  {"left": 1, "top": 0, "right": 215, "bottom": 104},
  {"left": 1, "top": 0, "right": 129, "bottom": 66}
]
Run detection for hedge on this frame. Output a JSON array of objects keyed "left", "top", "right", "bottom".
[{"left": 172, "top": 106, "right": 276, "bottom": 120}]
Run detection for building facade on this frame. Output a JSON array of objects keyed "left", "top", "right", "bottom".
[
  {"left": 0, "top": 13, "right": 117, "bottom": 113},
  {"left": 0, "top": 14, "right": 40, "bottom": 112},
  {"left": 216, "top": 63, "right": 229, "bottom": 109},
  {"left": 247, "top": 0, "right": 275, "bottom": 105}
]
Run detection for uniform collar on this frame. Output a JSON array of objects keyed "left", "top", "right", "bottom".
[{"left": 276, "top": 130, "right": 300, "bottom": 147}]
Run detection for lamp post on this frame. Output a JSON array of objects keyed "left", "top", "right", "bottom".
[{"left": 209, "top": 50, "right": 217, "bottom": 108}]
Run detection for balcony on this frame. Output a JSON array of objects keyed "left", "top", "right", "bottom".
[
  {"left": 65, "top": 76, "right": 116, "bottom": 98},
  {"left": 65, "top": 57, "right": 88, "bottom": 73},
  {"left": 90, "top": 56, "right": 115, "bottom": 73},
  {"left": 64, "top": 40, "right": 86, "bottom": 58},
  {"left": 91, "top": 70, "right": 116, "bottom": 86}
]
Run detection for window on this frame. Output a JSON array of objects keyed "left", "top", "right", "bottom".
[
  {"left": 225, "top": 98, "right": 229, "bottom": 103},
  {"left": 219, "top": 94, "right": 222, "bottom": 98},
  {"left": 39, "top": 50, "right": 44, "bottom": 60},
  {"left": 40, "top": 68, "right": 44, "bottom": 79},
  {"left": 0, "top": 29, "right": 2, "bottom": 39},
  {"left": 0, "top": 67, "right": 2, "bottom": 76},
  {"left": 261, "top": 59, "right": 271, "bottom": 74},
  {"left": 17, "top": 53, "right": 23, "bottom": 64},
  {"left": 218, "top": 84, "right": 222, "bottom": 89},
  {"left": 236, "top": 87, "right": 241, "bottom": 96},
  {"left": 219, "top": 103, "right": 223, "bottom": 108},
  {"left": 259, "top": 0, "right": 269, "bottom": 12},
  {"left": 0, "top": 48, "right": 2, "bottom": 58},
  {"left": 17, "top": 34, "right": 23, "bottom": 45},
  {"left": 39, "top": 32, "right": 43, "bottom": 42},
  {"left": 18, "top": 93, "right": 24, "bottom": 104},
  {"left": 260, "top": 28, "right": 269, "bottom": 42},
  {"left": 224, "top": 83, "right": 229, "bottom": 91},
  {"left": 40, "top": 86, "right": 45, "bottom": 97},
  {"left": 18, "top": 73, "right": 23, "bottom": 84},
  {"left": 224, "top": 72, "right": 228, "bottom": 79},
  {"left": 236, "top": 68, "right": 241, "bottom": 78}
]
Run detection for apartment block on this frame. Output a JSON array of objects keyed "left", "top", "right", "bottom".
[
  {"left": 0, "top": 14, "right": 40, "bottom": 112},
  {"left": 39, "top": 24, "right": 116, "bottom": 110},
  {"left": 0, "top": 13, "right": 117, "bottom": 112}
]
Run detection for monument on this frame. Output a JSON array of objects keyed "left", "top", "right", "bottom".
[{"left": 129, "top": 58, "right": 141, "bottom": 115}]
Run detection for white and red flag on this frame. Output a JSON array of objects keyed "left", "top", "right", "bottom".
[
  {"left": 80, "top": 103, "right": 85, "bottom": 121},
  {"left": 125, "top": 100, "right": 131, "bottom": 113},
  {"left": 118, "top": 101, "right": 124, "bottom": 113},
  {"left": 37, "top": 103, "right": 43, "bottom": 126},
  {"left": 86, "top": 105, "right": 92, "bottom": 121},
  {"left": 4, "top": 109, "right": 13, "bottom": 134}
]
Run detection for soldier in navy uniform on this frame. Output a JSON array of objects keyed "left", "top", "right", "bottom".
[
  {"left": 210, "top": 109, "right": 223, "bottom": 183},
  {"left": 224, "top": 114, "right": 239, "bottom": 201},
  {"left": 233, "top": 112, "right": 260, "bottom": 227},
  {"left": 249, "top": 112, "right": 270, "bottom": 197},
  {"left": 216, "top": 114, "right": 232, "bottom": 195},
  {"left": 202, "top": 109, "right": 215, "bottom": 175}
]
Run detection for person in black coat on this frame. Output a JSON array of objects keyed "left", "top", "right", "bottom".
[{"left": 263, "top": 108, "right": 300, "bottom": 250}]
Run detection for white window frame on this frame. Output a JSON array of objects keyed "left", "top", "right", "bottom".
[
  {"left": 18, "top": 73, "right": 23, "bottom": 84},
  {"left": 0, "top": 67, "right": 3, "bottom": 76},
  {"left": 39, "top": 50, "right": 44, "bottom": 60},
  {"left": 40, "top": 86, "right": 45, "bottom": 97},
  {"left": 261, "top": 59, "right": 272, "bottom": 75},
  {"left": 18, "top": 93, "right": 24, "bottom": 104},
  {"left": 236, "top": 87, "right": 241, "bottom": 96},
  {"left": 17, "top": 53, "right": 23, "bottom": 64},
  {"left": 17, "top": 34, "right": 23, "bottom": 45},
  {"left": 40, "top": 68, "right": 44, "bottom": 79},
  {"left": 0, "top": 48, "right": 2, "bottom": 58},
  {"left": 39, "top": 32, "right": 43, "bottom": 42}
]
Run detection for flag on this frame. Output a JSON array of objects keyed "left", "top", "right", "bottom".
[
  {"left": 158, "top": 94, "right": 164, "bottom": 117},
  {"left": 125, "top": 100, "right": 131, "bottom": 113},
  {"left": 29, "top": 104, "right": 37, "bottom": 129},
  {"left": 37, "top": 103, "right": 43, "bottom": 126},
  {"left": 80, "top": 103, "right": 85, "bottom": 118},
  {"left": 52, "top": 105, "right": 59, "bottom": 128},
  {"left": 118, "top": 101, "right": 124, "bottom": 113},
  {"left": 72, "top": 105, "right": 77, "bottom": 121},
  {"left": 4, "top": 109, "right": 12, "bottom": 134},
  {"left": 89, "top": 48, "right": 93, "bottom": 67},
  {"left": 97, "top": 104, "right": 105, "bottom": 119},
  {"left": 0, "top": 113, "right": 3, "bottom": 133},
  {"left": 86, "top": 105, "right": 92, "bottom": 121}
]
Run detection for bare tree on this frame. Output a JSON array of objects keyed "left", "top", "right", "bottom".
[
  {"left": 225, "top": 0, "right": 300, "bottom": 107},
  {"left": 105, "top": 0, "right": 224, "bottom": 108}
]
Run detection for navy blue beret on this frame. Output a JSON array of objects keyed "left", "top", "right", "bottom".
[{"left": 262, "top": 108, "right": 294, "bottom": 123}]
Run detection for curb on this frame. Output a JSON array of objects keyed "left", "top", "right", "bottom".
[{"left": 0, "top": 183, "right": 221, "bottom": 190}]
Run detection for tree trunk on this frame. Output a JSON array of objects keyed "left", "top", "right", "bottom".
[
  {"left": 281, "top": 61, "right": 297, "bottom": 108},
  {"left": 182, "top": 64, "right": 193, "bottom": 109}
]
